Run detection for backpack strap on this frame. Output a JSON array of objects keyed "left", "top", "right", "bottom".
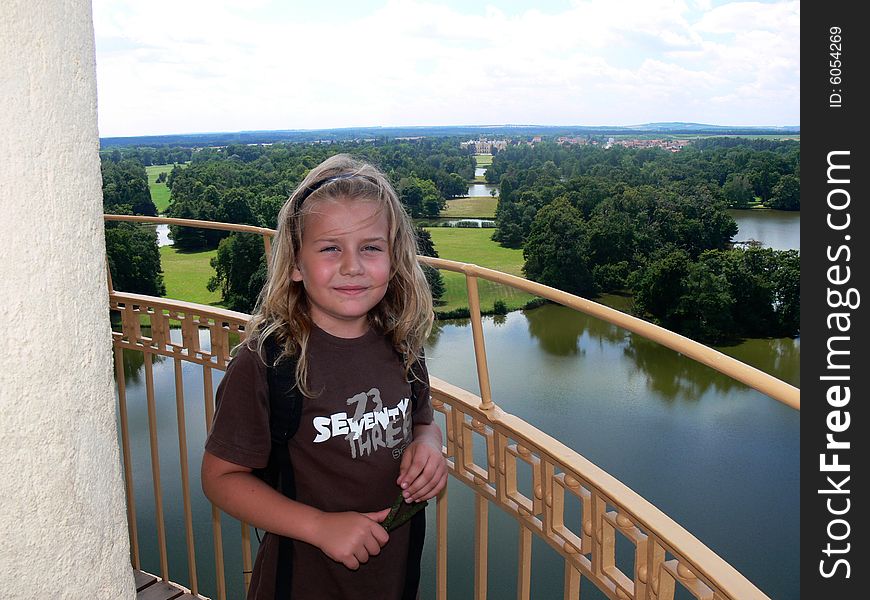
[
  {"left": 402, "top": 352, "right": 429, "bottom": 600},
  {"left": 257, "top": 337, "right": 302, "bottom": 600}
]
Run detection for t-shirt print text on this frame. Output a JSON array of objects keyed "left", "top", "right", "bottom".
[{"left": 311, "top": 388, "right": 413, "bottom": 459}]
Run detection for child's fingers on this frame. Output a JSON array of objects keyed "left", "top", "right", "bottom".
[
  {"left": 404, "top": 444, "right": 442, "bottom": 484},
  {"left": 408, "top": 469, "right": 447, "bottom": 502},
  {"left": 397, "top": 443, "right": 419, "bottom": 482},
  {"left": 362, "top": 534, "right": 384, "bottom": 558},
  {"left": 405, "top": 461, "right": 447, "bottom": 502},
  {"left": 398, "top": 445, "right": 427, "bottom": 489},
  {"left": 363, "top": 507, "right": 393, "bottom": 523}
]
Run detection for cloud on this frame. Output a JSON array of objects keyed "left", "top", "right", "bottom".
[{"left": 92, "top": 0, "right": 799, "bottom": 136}]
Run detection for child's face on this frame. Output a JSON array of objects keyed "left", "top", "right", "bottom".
[{"left": 291, "top": 197, "right": 391, "bottom": 338}]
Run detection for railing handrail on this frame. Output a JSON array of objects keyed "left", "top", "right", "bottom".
[
  {"left": 105, "top": 213, "right": 274, "bottom": 236},
  {"left": 108, "top": 214, "right": 799, "bottom": 410}
]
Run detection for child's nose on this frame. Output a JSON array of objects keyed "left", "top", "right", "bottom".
[{"left": 340, "top": 252, "right": 364, "bottom": 275}]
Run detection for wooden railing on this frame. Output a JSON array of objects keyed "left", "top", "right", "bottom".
[{"left": 107, "top": 216, "right": 799, "bottom": 600}]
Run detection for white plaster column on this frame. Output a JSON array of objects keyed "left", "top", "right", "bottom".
[{"left": 0, "top": 1, "right": 135, "bottom": 597}]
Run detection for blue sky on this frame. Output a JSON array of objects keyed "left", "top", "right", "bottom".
[{"left": 92, "top": 0, "right": 799, "bottom": 137}]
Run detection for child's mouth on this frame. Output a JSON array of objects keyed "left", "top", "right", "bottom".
[{"left": 335, "top": 286, "right": 367, "bottom": 295}]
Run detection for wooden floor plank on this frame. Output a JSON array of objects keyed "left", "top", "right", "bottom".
[
  {"left": 134, "top": 570, "right": 158, "bottom": 591},
  {"left": 133, "top": 569, "right": 209, "bottom": 600},
  {"left": 137, "top": 580, "right": 184, "bottom": 600}
]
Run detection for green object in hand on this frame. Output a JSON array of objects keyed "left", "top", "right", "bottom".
[{"left": 382, "top": 491, "right": 428, "bottom": 532}]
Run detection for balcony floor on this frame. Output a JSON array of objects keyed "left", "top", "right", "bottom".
[{"left": 134, "top": 570, "right": 202, "bottom": 600}]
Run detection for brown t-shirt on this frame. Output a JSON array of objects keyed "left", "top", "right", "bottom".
[{"left": 205, "top": 326, "right": 433, "bottom": 600}]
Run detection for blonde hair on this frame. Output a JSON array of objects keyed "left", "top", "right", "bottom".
[{"left": 246, "top": 153, "right": 434, "bottom": 396}]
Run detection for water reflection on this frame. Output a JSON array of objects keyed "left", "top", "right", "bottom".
[
  {"left": 524, "top": 302, "right": 629, "bottom": 355},
  {"left": 622, "top": 335, "right": 739, "bottom": 402}
]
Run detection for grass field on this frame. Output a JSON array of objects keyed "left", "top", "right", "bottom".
[
  {"left": 159, "top": 245, "right": 223, "bottom": 306},
  {"left": 425, "top": 227, "right": 536, "bottom": 313},
  {"left": 146, "top": 164, "right": 175, "bottom": 213},
  {"left": 440, "top": 196, "right": 498, "bottom": 218},
  {"left": 473, "top": 154, "right": 493, "bottom": 167}
]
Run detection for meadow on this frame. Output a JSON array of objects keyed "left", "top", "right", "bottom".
[
  {"left": 159, "top": 245, "right": 223, "bottom": 306},
  {"left": 146, "top": 164, "right": 175, "bottom": 212},
  {"left": 438, "top": 196, "right": 497, "bottom": 218},
  {"left": 473, "top": 153, "right": 493, "bottom": 167},
  {"left": 424, "top": 227, "right": 536, "bottom": 313}
]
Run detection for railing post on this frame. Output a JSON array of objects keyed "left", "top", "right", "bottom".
[
  {"left": 437, "top": 486, "right": 449, "bottom": 600},
  {"left": 144, "top": 352, "right": 170, "bottom": 580},
  {"left": 263, "top": 234, "right": 272, "bottom": 268},
  {"left": 464, "top": 272, "right": 494, "bottom": 410},
  {"left": 113, "top": 345, "right": 140, "bottom": 570},
  {"left": 174, "top": 356, "right": 199, "bottom": 595}
]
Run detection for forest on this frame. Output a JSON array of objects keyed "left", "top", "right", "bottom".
[
  {"left": 487, "top": 138, "right": 799, "bottom": 340},
  {"left": 101, "top": 136, "right": 799, "bottom": 343}
]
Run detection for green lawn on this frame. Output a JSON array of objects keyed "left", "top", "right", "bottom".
[
  {"left": 146, "top": 164, "right": 176, "bottom": 213},
  {"left": 159, "top": 246, "right": 223, "bottom": 306},
  {"left": 425, "top": 227, "right": 536, "bottom": 313},
  {"left": 441, "top": 196, "right": 498, "bottom": 218},
  {"left": 473, "top": 154, "right": 493, "bottom": 167}
]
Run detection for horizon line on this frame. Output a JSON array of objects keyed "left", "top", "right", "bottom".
[{"left": 100, "top": 122, "right": 801, "bottom": 141}]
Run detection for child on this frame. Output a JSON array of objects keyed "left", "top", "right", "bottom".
[{"left": 202, "top": 154, "right": 447, "bottom": 599}]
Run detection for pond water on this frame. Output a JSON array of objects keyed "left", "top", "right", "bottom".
[
  {"left": 467, "top": 183, "right": 498, "bottom": 197},
  {"left": 156, "top": 223, "right": 172, "bottom": 246},
  {"left": 729, "top": 209, "right": 800, "bottom": 251}
]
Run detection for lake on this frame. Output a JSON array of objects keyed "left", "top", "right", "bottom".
[{"left": 729, "top": 209, "right": 800, "bottom": 251}]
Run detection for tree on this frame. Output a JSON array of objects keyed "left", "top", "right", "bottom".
[
  {"left": 630, "top": 249, "right": 690, "bottom": 328},
  {"left": 101, "top": 156, "right": 164, "bottom": 295},
  {"left": 768, "top": 174, "right": 800, "bottom": 210},
  {"left": 104, "top": 223, "right": 166, "bottom": 296},
  {"left": 523, "top": 198, "right": 595, "bottom": 295},
  {"left": 398, "top": 176, "right": 444, "bottom": 218},
  {"left": 722, "top": 173, "right": 755, "bottom": 208},
  {"left": 441, "top": 172, "right": 468, "bottom": 199},
  {"left": 631, "top": 247, "right": 799, "bottom": 342},
  {"left": 207, "top": 233, "right": 266, "bottom": 312},
  {"left": 770, "top": 249, "right": 800, "bottom": 335},
  {"left": 101, "top": 159, "right": 157, "bottom": 216},
  {"left": 415, "top": 226, "right": 445, "bottom": 304}
]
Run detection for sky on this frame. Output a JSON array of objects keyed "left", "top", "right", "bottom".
[{"left": 92, "top": 0, "right": 800, "bottom": 138}]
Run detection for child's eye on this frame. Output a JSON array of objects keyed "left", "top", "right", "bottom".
[
  {"left": 319, "top": 246, "right": 339, "bottom": 253},
  {"left": 363, "top": 245, "right": 384, "bottom": 252}
]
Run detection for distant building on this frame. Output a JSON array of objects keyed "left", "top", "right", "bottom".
[
  {"left": 611, "top": 138, "right": 691, "bottom": 152},
  {"left": 556, "top": 136, "right": 588, "bottom": 146},
  {"left": 461, "top": 138, "right": 508, "bottom": 154}
]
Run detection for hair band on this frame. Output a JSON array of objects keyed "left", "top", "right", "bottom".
[{"left": 294, "top": 172, "right": 361, "bottom": 212}]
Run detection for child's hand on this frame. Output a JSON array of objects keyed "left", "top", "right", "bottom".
[
  {"left": 313, "top": 508, "right": 391, "bottom": 570},
  {"left": 397, "top": 435, "right": 447, "bottom": 503}
]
